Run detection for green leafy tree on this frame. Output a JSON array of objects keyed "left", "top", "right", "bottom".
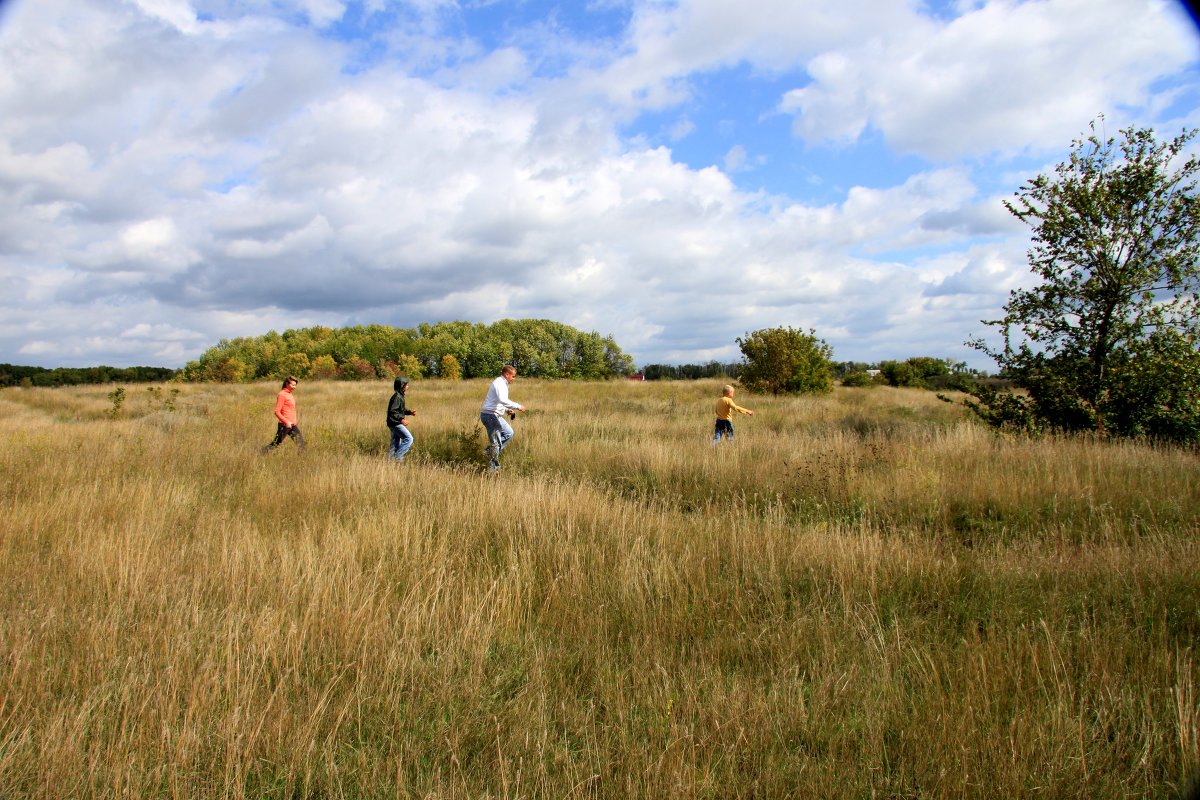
[
  {"left": 439, "top": 354, "right": 462, "bottom": 380},
  {"left": 574, "top": 332, "right": 608, "bottom": 379},
  {"left": 464, "top": 341, "right": 504, "bottom": 379},
  {"left": 310, "top": 355, "right": 340, "bottom": 380},
  {"left": 394, "top": 354, "right": 424, "bottom": 379},
  {"left": 603, "top": 335, "right": 635, "bottom": 377},
  {"left": 737, "top": 326, "right": 833, "bottom": 395},
  {"left": 878, "top": 357, "right": 951, "bottom": 388},
  {"left": 840, "top": 370, "right": 878, "bottom": 388},
  {"left": 275, "top": 352, "right": 311, "bottom": 380},
  {"left": 204, "top": 356, "right": 251, "bottom": 383},
  {"left": 878, "top": 360, "right": 917, "bottom": 388},
  {"left": 341, "top": 355, "right": 376, "bottom": 381},
  {"left": 968, "top": 119, "right": 1200, "bottom": 442},
  {"left": 106, "top": 387, "right": 126, "bottom": 418}
]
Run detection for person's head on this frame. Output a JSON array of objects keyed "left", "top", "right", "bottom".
[
  {"left": 501, "top": 365, "right": 517, "bottom": 382},
  {"left": 722, "top": 384, "right": 735, "bottom": 397},
  {"left": 394, "top": 376, "right": 409, "bottom": 393},
  {"left": 282, "top": 376, "right": 298, "bottom": 390}
]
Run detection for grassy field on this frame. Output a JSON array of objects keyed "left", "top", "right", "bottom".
[{"left": 0, "top": 377, "right": 1197, "bottom": 798}]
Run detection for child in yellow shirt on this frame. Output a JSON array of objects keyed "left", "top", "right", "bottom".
[{"left": 713, "top": 384, "right": 753, "bottom": 443}]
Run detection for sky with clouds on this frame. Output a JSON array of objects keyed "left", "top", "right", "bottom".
[{"left": 1, "top": 0, "right": 1197, "bottom": 371}]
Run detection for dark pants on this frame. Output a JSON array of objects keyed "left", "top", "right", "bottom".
[
  {"left": 267, "top": 422, "right": 305, "bottom": 450},
  {"left": 713, "top": 419, "right": 734, "bottom": 443}
]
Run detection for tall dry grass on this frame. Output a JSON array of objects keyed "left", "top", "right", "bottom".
[{"left": 0, "top": 378, "right": 1196, "bottom": 798}]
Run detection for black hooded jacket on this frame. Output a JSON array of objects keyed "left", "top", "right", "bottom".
[{"left": 386, "top": 377, "right": 415, "bottom": 427}]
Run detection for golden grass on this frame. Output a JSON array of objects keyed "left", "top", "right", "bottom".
[{"left": 0, "top": 378, "right": 1196, "bottom": 798}]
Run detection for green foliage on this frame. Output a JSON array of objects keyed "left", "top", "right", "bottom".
[
  {"left": 394, "top": 354, "right": 424, "bottom": 379},
  {"left": 205, "top": 357, "right": 252, "bottom": 383},
  {"left": 641, "top": 362, "right": 738, "bottom": 380},
  {"left": 878, "top": 360, "right": 917, "bottom": 387},
  {"left": 878, "top": 357, "right": 952, "bottom": 388},
  {"left": 1102, "top": 328, "right": 1200, "bottom": 442},
  {"left": 274, "top": 352, "right": 311, "bottom": 380},
  {"left": 106, "top": 387, "right": 125, "bottom": 418},
  {"left": 439, "top": 354, "right": 462, "bottom": 380},
  {"left": 961, "top": 383, "right": 1041, "bottom": 434},
  {"left": 341, "top": 355, "right": 376, "bottom": 381},
  {"left": 179, "top": 319, "right": 635, "bottom": 383},
  {"left": 311, "top": 355, "right": 339, "bottom": 380},
  {"left": 839, "top": 370, "right": 879, "bottom": 388},
  {"left": 0, "top": 364, "right": 177, "bottom": 387},
  {"left": 833, "top": 361, "right": 872, "bottom": 377},
  {"left": 736, "top": 326, "right": 834, "bottom": 395},
  {"left": 603, "top": 335, "right": 636, "bottom": 377},
  {"left": 968, "top": 119, "right": 1200, "bottom": 443}
]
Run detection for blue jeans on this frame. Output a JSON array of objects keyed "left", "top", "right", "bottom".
[
  {"left": 389, "top": 424, "right": 413, "bottom": 461},
  {"left": 480, "top": 412, "right": 513, "bottom": 469},
  {"left": 713, "top": 419, "right": 733, "bottom": 443}
]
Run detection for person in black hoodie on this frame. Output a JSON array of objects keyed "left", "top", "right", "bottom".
[{"left": 386, "top": 376, "right": 417, "bottom": 462}]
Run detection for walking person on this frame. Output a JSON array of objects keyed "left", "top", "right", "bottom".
[
  {"left": 265, "top": 375, "right": 305, "bottom": 451},
  {"left": 480, "top": 365, "right": 525, "bottom": 471},
  {"left": 713, "top": 384, "right": 753, "bottom": 444},
  {"left": 386, "top": 376, "right": 417, "bottom": 462}
]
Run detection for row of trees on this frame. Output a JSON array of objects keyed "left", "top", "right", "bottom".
[
  {"left": 639, "top": 362, "right": 739, "bottom": 380},
  {"left": 0, "top": 364, "right": 177, "bottom": 388},
  {"left": 178, "top": 319, "right": 636, "bottom": 383}
]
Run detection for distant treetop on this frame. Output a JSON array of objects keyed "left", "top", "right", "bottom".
[{"left": 178, "top": 319, "right": 636, "bottom": 382}]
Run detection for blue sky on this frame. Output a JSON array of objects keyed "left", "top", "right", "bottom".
[{"left": 0, "top": 0, "right": 1197, "bottom": 371}]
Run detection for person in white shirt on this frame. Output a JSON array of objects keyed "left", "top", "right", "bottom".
[{"left": 480, "top": 365, "right": 525, "bottom": 471}]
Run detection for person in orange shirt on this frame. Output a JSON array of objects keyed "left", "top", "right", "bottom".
[
  {"left": 713, "top": 384, "right": 753, "bottom": 444},
  {"left": 265, "top": 375, "right": 305, "bottom": 451}
]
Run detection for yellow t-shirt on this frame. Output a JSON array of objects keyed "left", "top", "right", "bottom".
[{"left": 714, "top": 396, "right": 750, "bottom": 421}]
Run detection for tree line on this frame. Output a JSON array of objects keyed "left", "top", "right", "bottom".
[
  {"left": 639, "top": 362, "right": 740, "bottom": 380},
  {"left": 177, "top": 319, "right": 636, "bottom": 383},
  {"left": 0, "top": 364, "right": 178, "bottom": 388}
]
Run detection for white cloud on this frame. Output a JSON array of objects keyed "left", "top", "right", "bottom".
[
  {"left": 121, "top": 218, "right": 177, "bottom": 253},
  {"left": 591, "top": 0, "right": 1196, "bottom": 159},
  {"left": 778, "top": 0, "right": 1197, "bottom": 158},
  {"left": 924, "top": 246, "right": 1030, "bottom": 298},
  {"left": 295, "top": 0, "right": 347, "bottom": 28},
  {"left": 131, "top": 0, "right": 201, "bottom": 35}
]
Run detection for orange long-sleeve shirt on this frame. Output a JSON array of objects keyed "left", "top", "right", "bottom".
[{"left": 274, "top": 388, "right": 297, "bottom": 426}]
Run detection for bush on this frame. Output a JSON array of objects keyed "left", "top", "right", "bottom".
[
  {"left": 737, "top": 326, "right": 834, "bottom": 395},
  {"left": 840, "top": 370, "right": 878, "bottom": 388}
]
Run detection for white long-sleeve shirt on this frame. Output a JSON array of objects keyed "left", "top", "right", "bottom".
[{"left": 481, "top": 375, "right": 522, "bottom": 416}]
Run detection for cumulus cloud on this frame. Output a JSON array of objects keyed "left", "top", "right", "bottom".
[
  {"left": 0, "top": 0, "right": 1195, "bottom": 371},
  {"left": 777, "top": 0, "right": 1197, "bottom": 158}
]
